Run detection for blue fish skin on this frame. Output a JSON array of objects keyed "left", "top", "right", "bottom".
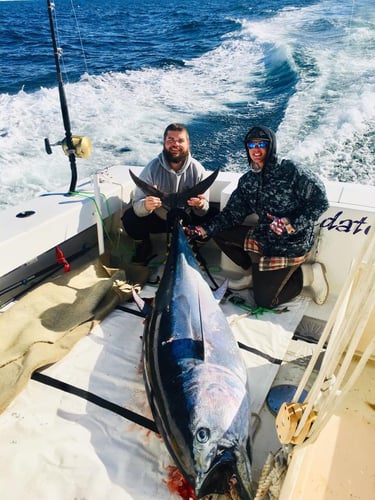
[{"left": 142, "top": 219, "right": 253, "bottom": 498}]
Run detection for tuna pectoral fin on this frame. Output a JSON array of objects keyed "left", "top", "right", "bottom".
[
  {"left": 164, "top": 338, "right": 204, "bottom": 360},
  {"left": 213, "top": 278, "right": 228, "bottom": 303}
]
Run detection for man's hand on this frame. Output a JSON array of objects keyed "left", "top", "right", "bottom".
[
  {"left": 187, "top": 194, "right": 206, "bottom": 209},
  {"left": 144, "top": 196, "right": 162, "bottom": 212},
  {"left": 184, "top": 225, "right": 208, "bottom": 240},
  {"left": 267, "top": 213, "right": 295, "bottom": 235}
]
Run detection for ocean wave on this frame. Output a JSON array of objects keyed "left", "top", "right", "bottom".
[{"left": 0, "top": 0, "right": 374, "bottom": 209}]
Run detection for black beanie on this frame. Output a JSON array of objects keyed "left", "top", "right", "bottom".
[{"left": 245, "top": 127, "right": 269, "bottom": 142}]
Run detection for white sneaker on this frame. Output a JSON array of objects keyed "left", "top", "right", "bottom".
[
  {"left": 311, "top": 263, "right": 329, "bottom": 305},
  {"left": 228, "top": 273, "right": 253, "bottom": 290}
]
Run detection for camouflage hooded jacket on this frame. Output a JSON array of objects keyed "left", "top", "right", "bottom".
[{"left": 203, "top": 126, "right": 329, "bottom": 258}]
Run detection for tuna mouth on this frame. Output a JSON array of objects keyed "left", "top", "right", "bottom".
[{"left": 195, "top": 448, "right": 240, "bottom": 499}]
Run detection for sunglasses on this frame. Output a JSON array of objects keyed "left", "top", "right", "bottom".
[{"left": 247, "top": 140, "right": 269, "bottom": 149}]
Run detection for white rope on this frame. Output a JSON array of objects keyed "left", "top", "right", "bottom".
[
  {"left": 254, "top": 449, "right": 289, "bottom": 500},
  {"left": 307, "top": 260, "right": 374, "bottom": 440},
  {"left": 291, "top": 229, "right": 375, "bottom": 439}
]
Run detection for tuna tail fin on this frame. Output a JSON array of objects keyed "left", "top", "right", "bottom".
[
  {"left": 129, "top": 169, "right": 166, "bottom": 200},
  {"left": 129, "top": 168, "right": 220, "bottom": 211},
  {"left": 179, "top": 167, "right": 220, "bottom": 201}
]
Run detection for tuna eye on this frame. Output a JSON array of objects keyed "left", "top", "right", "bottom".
[{"left": 196, "top": 427, "right": 210, "bottom": 443}]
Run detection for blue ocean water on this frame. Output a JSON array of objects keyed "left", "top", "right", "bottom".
[{"left": 0, "top": 0, "right": 374, "bottom": 209}]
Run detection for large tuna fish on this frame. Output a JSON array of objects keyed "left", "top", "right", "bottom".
[{"left": 130, "top": 170, "right": 253, "bottom": 499}]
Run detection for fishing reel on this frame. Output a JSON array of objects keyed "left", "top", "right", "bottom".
[{"left": 44, "top": 135, "right": 92, "bottom": 159}]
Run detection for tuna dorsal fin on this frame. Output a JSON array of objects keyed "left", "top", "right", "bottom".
[{"left": 129, "top": 168, "right": 220, "bottom": 211}]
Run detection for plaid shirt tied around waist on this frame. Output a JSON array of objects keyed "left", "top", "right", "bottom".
[{"left": 244, "top": 234, "right": 309, "bottom": 271}]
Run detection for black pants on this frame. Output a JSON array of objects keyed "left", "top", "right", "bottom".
[
  {"left": 214, "top": 225, "right": 303, "bottom": 308},
  {"left": 122, "top": 208, "right": 169, "bottom": 240}
]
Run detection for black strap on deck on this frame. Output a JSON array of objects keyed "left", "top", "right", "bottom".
[
  {"left": 237, "top": 341, "right": 283, "bottom": 365},
  {"left": 31, "top": 371, "right": 158, "bottom": 434},
  {"left": 116, "top": 304, "right": 146, "bottom": 318}
]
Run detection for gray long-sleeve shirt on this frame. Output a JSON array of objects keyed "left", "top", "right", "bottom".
[{"left": 132, "top": 152, "right": 209, "bottom": 220}]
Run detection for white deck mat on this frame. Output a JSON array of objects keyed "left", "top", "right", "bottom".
[
  {"left": 0, "top": 286, "right": 309, "bottom": 499},
  {"left": 221, "top": 294, "right": 310, "bottom": 414}
]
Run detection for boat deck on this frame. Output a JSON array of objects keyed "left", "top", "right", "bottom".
[
  {"left": 1, "top": 165, "right": 373, "bottom": 499},
  {"left": 0, "top": 238, "right": 324, "bottom": 499}
]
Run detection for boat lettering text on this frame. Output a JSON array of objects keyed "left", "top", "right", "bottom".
[{"left": 318, "top": 211, "right": 372, "bottom": 235}]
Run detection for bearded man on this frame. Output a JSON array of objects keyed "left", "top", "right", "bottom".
[{"left": 122, "top": 123, "right": 210, "bottom": 264}]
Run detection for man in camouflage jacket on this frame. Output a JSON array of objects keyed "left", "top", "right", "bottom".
[{"left": 189, "top": 125, "right": 330, "bottom": 308}]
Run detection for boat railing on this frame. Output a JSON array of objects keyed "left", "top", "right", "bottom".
[{"left": 276, "top": 228, "right": 375, "bottom": 445}]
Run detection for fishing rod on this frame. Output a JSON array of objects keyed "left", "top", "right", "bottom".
[{"left": 45, "top": 0, "right": 91, "bottom": 193}]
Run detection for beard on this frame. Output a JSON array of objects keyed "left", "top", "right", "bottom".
[{"left": 163, "top": 147, "right": 189, "bottom": 164}]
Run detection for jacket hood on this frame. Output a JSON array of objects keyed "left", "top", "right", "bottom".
[{"left": 244, "top": 126, "right": 277, "bottom": 170}]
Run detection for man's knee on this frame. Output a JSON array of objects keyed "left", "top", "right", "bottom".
[
  {"left": 121, "top": 207, "right": 134, "bottom": 227},
  {"left": 121, "top": 208, "right": 147, "bottom": 240}
]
